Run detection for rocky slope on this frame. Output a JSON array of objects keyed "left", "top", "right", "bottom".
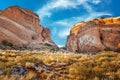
[
  {"left": 66, "top": 17, "right": 120, "bottom": 53},
  {"left": 0, "top": 6, "right": 56, "bottom": 49}
]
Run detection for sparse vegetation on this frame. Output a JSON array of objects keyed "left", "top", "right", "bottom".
[
  {"left": 44, "top": 43, "right": 52, "bottom": 47},
  {"left": 1, "top": 40, "right": 13, "bottom": 47},
  {"left": 0, "top": 50, "right": 119, "bottom": 80}
]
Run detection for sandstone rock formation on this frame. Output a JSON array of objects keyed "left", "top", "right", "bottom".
[
  {"left": 66, "top": 17, "right": 120, "bottom": 53},
  {"left": 0, "top": 6, "right": 56, "bottom": 49}
]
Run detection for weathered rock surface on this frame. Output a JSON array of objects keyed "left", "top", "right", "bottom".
[
  {"left": 0, "top": 6, "right": 56, "bottom": 49},
  {"left": 66, "top": 17, "right": 120, "bottom": 53}
]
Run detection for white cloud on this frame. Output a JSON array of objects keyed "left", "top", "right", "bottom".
[
  {"left": 36, "top": 0, "right": 79, "bottom": 18},
  {"left": 36, "top": 0, "right": 112, "bottom": 46},
  {"left": 53, "top": 15, "right": 88, "bottom": 27},
  {"left": 55, "top": 21, "right": 72, "bottom": 27},
  {"left": 58, "top": 28, "right": 70, "bottom": 38},
  {"left": 52, "top": 27, "right": 57, "bottom": 36},
  {"left": 85, "top": 12, "right": 112, "bottom": 21},
  {"left": 54, "top": 11, "right": 112, "bottom": 38},
  {"left": 92, "top": 0, "right": 101, "bottom": 4},
  {"left": 36, "top": 0, "right": 104, "bottom": 18},
  {"left": 53, "top": 16, "right": 87, "bottom": 38}
]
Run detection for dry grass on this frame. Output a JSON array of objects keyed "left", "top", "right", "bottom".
[{"left": 0, "top": 50, "right": 119, "bottom": 80}]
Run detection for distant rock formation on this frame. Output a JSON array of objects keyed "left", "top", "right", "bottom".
[
  {"left": 66, "top": 17, "right": 120, "bottom": 53},
  {"left": 0, "top": 6, "right": 56, "bottom": 49}
]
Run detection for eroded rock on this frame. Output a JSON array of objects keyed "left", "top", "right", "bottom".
[
  {"left": 66, "top": 17, "right": 120, "bottom": 53},
  {"left": 0, "top": 6, "right": 56, "bottom": 49}
]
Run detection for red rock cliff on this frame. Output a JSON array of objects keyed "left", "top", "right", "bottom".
[
  {"left": 0, "top": 6, "right": 56, "bottom": 49},
  {"left": 66, "top": 17, "right": 120, "bottom": 53}
]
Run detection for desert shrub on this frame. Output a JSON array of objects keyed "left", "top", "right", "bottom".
[
  {"left": 104, "top": 47, "right": 111, "bottom": 51},
  {"left": 44, "top": 43, "right": 52, "bottom": 46},
  {"left": 1, "top": 40, "right": 13, "bottom": 47},
  {"left": 50, "top": 46, "right": 59, "bottom": 52}
]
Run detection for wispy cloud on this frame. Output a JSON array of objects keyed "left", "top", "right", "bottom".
[
  {"left": 51, "top": 27, "right": 57, "bottom": 36},
  {"left": 92, "top": 0, "right": 101, "bottom": 4},
  {"left": 52, "top": 16, "right": 88, "bottom": 38},
  {"left": 36, "top": 0, "right": 112, "bottom": 46},
  {"left": 53, "top": 11, "right": 112, "bottom": 38},
  {"left": 36, "top": 0, "right": 103, "bottom": 18},
  {"left": 58, "top": 28, "right": 70, "bottom": 38},
  {"left": 36, "top": 0, "right": 78, "bottom": 18}
]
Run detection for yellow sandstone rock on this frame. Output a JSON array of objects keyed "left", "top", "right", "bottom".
[{"left": 71, "top": 17, "right": 120, "bottom": 35}]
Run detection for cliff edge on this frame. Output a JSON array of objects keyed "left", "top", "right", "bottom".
[{"left": 0, "top": 6, "right": 56, "bottom": 49}]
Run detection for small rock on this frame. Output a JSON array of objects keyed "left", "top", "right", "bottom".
[{"left": 11, "top": 66, "right": 26, "bottom": 76}]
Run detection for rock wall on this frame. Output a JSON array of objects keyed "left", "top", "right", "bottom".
[
  {"left": 66, "top": 17, "right": 120, "bottom": 53},
  {"left": 0, "top": 6, "right": 56, "bottom": 49},
  {"left": 1, "top": 6, "right": 39, "bottom": 26}
]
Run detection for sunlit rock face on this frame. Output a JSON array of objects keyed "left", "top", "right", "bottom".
[
  {"left": 0, "top": 6, "right": 56, "bottom": 49},
  {"left": 66, "top": 17, "right": 120, "bottom": 53}
]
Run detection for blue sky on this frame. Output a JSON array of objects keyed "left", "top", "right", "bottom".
[{"left": 0, "top": 0, "right": 120, "bottom": 47}]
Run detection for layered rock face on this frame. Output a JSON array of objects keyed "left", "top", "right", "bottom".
[
  {"left": 0, "top": 6, "right": 56, "bottom": 49},
  {"left": 66, "top": 17, "right": 120, "bottom": 53}
]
